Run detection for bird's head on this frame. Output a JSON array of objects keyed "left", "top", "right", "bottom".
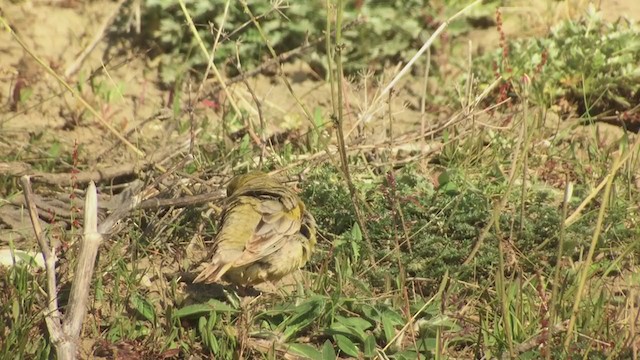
[{"left": 226, "top": 171, "right": 273, "bottom": 196}]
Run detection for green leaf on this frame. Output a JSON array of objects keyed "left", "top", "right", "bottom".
[
  {"left": 48, "top": 142, "right": 61, "bottom": 158},
  {"left": 360, "top": 304, "right": 381, "bottom": 323},
  {"left": 351, "top": 223, "right": 362, "bottom": 241},
  {"left": 363, "top": 334, "right": 377, "bottom": 358},
  {"left": 335, "top": 334, "right": 360, "bottom": 357},
  {"left": 279, "top": 296, "right": 326, "bottom": 341},
  {"left": 392, "top": 350, "right": 419, "bottom": 359},
  {"left": 331, "top": 315, "right": 372, "bottom": 341},
  {"left": 287, "top": 343, "right": 323, "bottom": 360},
  {"left": 130, "top": 293, "right": 155, "bottom": 323},
  {"left": 415, "top": 337, "right": 437, "bottom": 352},
  {"left": 322, "top": 340, "right": 337, "bottom": 360},
  {"left": 418, "top": 314, "right": 460, "bottom": 332},
  {"left": 381, "top": 311, "right": 398, "bottom": 344},
  {"left": 198, "top": 314, "right": 219, "bottom": 353},
  {"left": 338, "top": 315, "right": 372, "bottom": 332},
  {"left": 174, "top": 299, "right": 238, "bottom": 319}
]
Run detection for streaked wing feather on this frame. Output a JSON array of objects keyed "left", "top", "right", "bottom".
[{"left": 233, "top": 197, "right": 301, "bottom": 266}]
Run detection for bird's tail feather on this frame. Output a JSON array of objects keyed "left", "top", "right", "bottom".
[{"left": 193, "top": 260, "right": 234, "bottom": 284}]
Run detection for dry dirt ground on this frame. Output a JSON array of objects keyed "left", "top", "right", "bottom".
[
  {"left": 1, "top": 0, "right": 639, "bottom": 161},
  {"left": 1, "top": 0, "right": 639, "bottom": 160}
]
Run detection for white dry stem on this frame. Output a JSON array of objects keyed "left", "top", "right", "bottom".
[
  {"left": 63, "top": 182, "right": 101, "bottom": 340},
  {"left": 20, "top": 176, "right": 64, "bottom": 344},
  {"left": 21, "top": 178, "right": 130, "bottom": 360}
]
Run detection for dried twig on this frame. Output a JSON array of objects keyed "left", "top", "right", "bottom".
[
  {"left": 61, "top": 182, "right": 100, "bottom": 352},
  {"left": 0, "top": 16, "right": 145, "bottom": 157},
  {"left": 20, "top": 176, "right": 64, "bottom": 343},
  {"left": 204, "top": 18, "right": 363, "bottom": 96},
  {"left": 1, "top": 161, "right": 150, "bottom": 186},
  {"left": 64, "top": 0, "right": 129, "bottom": 78},
  {"left": 138, "top": 190, "right": 225, "bottom": 210},
  {"left": 20, "top": 175, "right": 143, "bottom": 359}
]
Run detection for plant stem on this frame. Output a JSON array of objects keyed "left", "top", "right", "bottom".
[{"left": 332, "top": 0, "right": 376, "bottom": 265}]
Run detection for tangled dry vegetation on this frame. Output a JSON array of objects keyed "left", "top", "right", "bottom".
[{"left": 1, "top": 0, "right": 640, "bottom": 359}]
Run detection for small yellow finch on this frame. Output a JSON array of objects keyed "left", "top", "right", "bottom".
[{"left": 193, "top": 172, "right": 316, "bottom": 286}]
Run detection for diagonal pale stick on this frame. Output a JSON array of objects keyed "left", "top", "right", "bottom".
[
  {"left": 63, "top": 182, "right": 101, "bottom": 339},
  {"left": 21, "top": 178, "right": 142, "bottom": 359},
  {"left": 0, "top": 17, "right": 144, "bottom": 158},
  {"left": 20, "top": 176, "right": 65, "bottom": 344}
]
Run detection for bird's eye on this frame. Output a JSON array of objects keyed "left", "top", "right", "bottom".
[{"left": 299, "top": 224, "right": 311, "bottom": 239}]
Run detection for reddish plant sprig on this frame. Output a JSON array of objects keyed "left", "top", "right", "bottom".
[
  {"left": 494, "top": 8, "right": 513, "bottom": 106},
  {"left": 534, "top": 49, "right": 548, "bottom": 77},
  {"left": 496, "top": 8, "right": 511, "bottom": 75}
]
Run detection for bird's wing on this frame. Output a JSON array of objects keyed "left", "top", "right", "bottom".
[
  {"left": 193, "top": 200, "right": 263, "bottom": 284},
  {"left": 232, "top": 196, "right": 302, "bottom": 266}
]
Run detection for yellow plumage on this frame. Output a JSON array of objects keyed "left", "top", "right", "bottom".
[{"left": 193, "top": 172, "right": 317, "bottom": 286}]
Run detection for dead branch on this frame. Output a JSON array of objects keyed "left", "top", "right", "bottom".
[
  {"left": 138, "top": 189, "right": 225, "bottom": 210},
  {"left": 20, "top": 175, "right": 143, "bottom": 360},
  {"left": 1, "top": 161, "right": 150, "bottom": 186},
  {"left": 97, "top": 187, "right": 142, "bottom": 233},
  {"left": 20, "top": 176, "right": 66, "bottom": 351},
  {"left": 62, "top": 182, "right": 100, "bottom": 342}
]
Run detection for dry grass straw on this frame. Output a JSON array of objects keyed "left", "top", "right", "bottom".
[
  {"left": 0, "top": 15, "right": 144, "bottom": 158},
  {"left": 562, "top": 133, "right": 640, "bottom": 351}
]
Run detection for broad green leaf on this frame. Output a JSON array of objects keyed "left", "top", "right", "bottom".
[
  {"left": 413, "top": 315, "right": 460, "bottom": 336},
  {"left": 335, "top": 334, "right": 360, "bottom": 357},
  {"left": 280, "top": 296, "right": 325, "bottom": 340},
  {"left": 337, "top": 315, "right": 372, "bottom": 332},
  {"left": 287, "top": 343, "right": 323, "bottom": 360},
  {"left": 198, "top": 315, "right": 219, "bottom": 353},
  {"left": 415, "top": 337, "right": 437, "bottom": 352},
  {"left": 322, "top": 340, "right": 337, "bottom": 360},
  {"left": 391, "top": 350, "right": 419, "bottom": 360},
  {"left": 363, "top": 334, "right": 377, "bottom": 358},
  {"left": 331, "top": 315, "right": 372, "bottom": 341},
  {"left": 130, "top": 293, "right": 155, "bottom": 323},
  {"left": 360, "top": 304, "right": 381, "bottom": 323},
  {"left": 351, "top": 223, "right": 362, "bottom": 241},
  {"left": 174, "top": 299, "right": 238, "bottom": 319},
  {"left": 381, "top": 311, "right": 398, "bottom": 344}
]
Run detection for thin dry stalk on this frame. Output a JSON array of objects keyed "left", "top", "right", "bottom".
[
  {"left": 20, "top": 177, "right": 101, "bottom": 359},
  {"left": 195, "top": 0, "right": 231, "bottom": 100},
  {"left": 63, "top": 182, "right": 100, "bottom": 341},
  {"left": 204, "top": 18, "right": 362, "bottom": 95},
  {"left": 547, "top": 181, "right": 572, "bottom": 360},
  {"left": 463, "top": 98, "right": 526, "bottom": 265},
  {"left": 20, "top": 176, "right": 143, "bottom": 360},
  {"left": 64, "top": 0, "right": 128, "bottom": 78},
  {"left": 420, "top": 48, "right": 431, "bottom": 141},
  {"left": 331, "top": 0, "right": 376, "bottom": 264},
  {"left": 501, "top": 321, "right": 569, "bottom": 360},
  {"left": 2, "top": 161, "right": 150, "bottom": 186},
  {"left": 563, "top": 152, "right": 616, "bottom": 351},
  {"left": 20, "top": 176, "right": 64, "bottom": 342},
  {"left": 381, "top": 272, "right": 449, "bottom": 354},
  {"left": 360, "top": 0, "right": 482, "bottom": 125},
  {"left": 240, "top": 76, "right": 267, "bottom": 165},
  {"left": 239, "top": 0, "right": 332, "bottom": 158},
  {"left": 178, "top": 0, "right": 243, "bottom": 118},
  {"left": 0, "top": 17, "right": 144, "bottom": 158}
]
